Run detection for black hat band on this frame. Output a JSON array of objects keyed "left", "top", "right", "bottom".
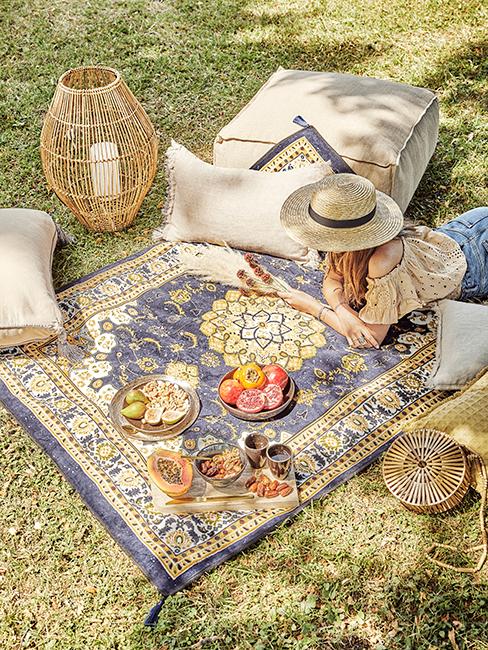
[{"left": 308, "top": 204, "right": 376, "bottom": 229}]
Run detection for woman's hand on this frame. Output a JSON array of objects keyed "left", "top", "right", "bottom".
[
  {"left": 335, "top": 305, "right": 379, "bottom": 349},
  {"left": 277, "top": 289, "right": 322, "bottom": 317},
  {"left": 278, "top": 289, "right": 380, "bottom": 349}
]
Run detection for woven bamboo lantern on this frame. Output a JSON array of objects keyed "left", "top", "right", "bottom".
[
  {"left": 40, "top": 66, "right": 158, "bottom": 232},
  {"left": 383, "top": 429, "right": 469, "bottom": 514}
]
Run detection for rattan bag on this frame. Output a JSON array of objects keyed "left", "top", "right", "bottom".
[{"left": 404, "top": 368, "right": 488, "bottom": 573}]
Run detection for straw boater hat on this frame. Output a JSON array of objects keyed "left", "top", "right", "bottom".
[{"left": 280, "top": 173, "right": 403, "bottom": 252}]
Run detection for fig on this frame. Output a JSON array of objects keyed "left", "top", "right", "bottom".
[
  {"left": 121, "top": 401, "right": 146, "bottom": 420},
  {"left": 145, "top": 407, "right": 163, "bottom": 426},
  {"left": 162, "top": 409, "right": 187, "bottom": 425},
  {"left": 125, "top": 389, "right": 148, "bottom": 405}
]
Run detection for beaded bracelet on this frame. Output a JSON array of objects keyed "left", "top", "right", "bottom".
[
  {"left": 316, "top": 304, "right": 329, "bottom": 322},
  {"left": 333, "top": 300, "right": 348, "bottom": 312}
]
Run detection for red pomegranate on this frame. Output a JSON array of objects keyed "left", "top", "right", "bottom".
[
  {"left": 236, "top": 389, "right": 266, "bottom": 413},
  {"left": 262, "top": 384, "right": 284, "bottom": 410},
  {"left": 262, "top": 364, "right": 289, "bottom": 390},
  {"left": 219, "top": 379, "right": 244, "bottom": 405}
]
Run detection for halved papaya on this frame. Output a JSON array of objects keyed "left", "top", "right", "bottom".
[{"left": 147, "top": 449, "right": 193, "bottom": 497}]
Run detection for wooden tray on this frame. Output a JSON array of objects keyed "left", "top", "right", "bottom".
[{"left": 150, "top": 463, "right": 300, "bottom": 514}]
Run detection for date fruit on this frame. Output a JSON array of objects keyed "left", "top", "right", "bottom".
[{"left": 247, "top": 473, "right": 293, "bottom": 499}]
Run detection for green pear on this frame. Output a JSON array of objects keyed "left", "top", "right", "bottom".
[
  {"left": 125, "top": 389, "right": 148, "bottom": 405},
  {"left": 121, "top": 401, "right": 146, "bottom": 420}
]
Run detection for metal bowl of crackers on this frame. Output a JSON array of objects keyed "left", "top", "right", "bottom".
[{"left": 194, "top": 443, "right": 248, "bottom": 488}]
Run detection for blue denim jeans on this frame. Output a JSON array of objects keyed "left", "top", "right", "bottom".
[{"left": 435, "top": 207, "right": 488, "bottom": 300}]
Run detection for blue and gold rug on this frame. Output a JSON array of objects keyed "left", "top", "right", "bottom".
[{"left": 0, "top": 243, "right": 445, "bottom": 600}]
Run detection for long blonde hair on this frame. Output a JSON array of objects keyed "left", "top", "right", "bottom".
[
  {"left": 328, "top": 248, "right": 375, "bottom": 307},
  {"left": 327, "top": 224, "right": 417, "bottom": 307}
]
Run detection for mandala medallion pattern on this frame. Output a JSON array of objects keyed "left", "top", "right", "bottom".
[{"left": 200, "top": 290, "right": 326, "bottom": 371}]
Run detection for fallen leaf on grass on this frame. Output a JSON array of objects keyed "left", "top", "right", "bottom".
[
  {"left": 190, "top": 637, "right": 223, "bottom": 649},
  {"left": 300, "top": 594, "right": 318, "bottom": 614},
  {"left": 448, "top": 628, "right": 460, "bottom": 650},
  {"left": 387, "top": 619, "right": 399, "bottom": 637}
]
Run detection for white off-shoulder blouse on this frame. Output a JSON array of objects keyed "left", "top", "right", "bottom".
[{"left": 359, "top": 226, "right": 467, "bottom": 325}]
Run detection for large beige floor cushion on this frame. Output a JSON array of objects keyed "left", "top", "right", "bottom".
[{"left": 213, "top": 69, "right": 439, "bottom": 213}]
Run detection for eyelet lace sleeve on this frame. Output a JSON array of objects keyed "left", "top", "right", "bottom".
[
  {"left": 359, "top": 228, "right": 466, "bottom": 325},
  {"left": 359, "top": 268, "right": 425, "bottom": 325}
]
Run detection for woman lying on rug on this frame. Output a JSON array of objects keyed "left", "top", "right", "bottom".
[{"left": 278, "top": 174, "right": 488, "bottom": 349}]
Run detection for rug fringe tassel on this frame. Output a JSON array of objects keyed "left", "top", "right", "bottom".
[
  {"left": 56, "top": 324, "right": 86, "bottom": 363},
  {"left": 55, "top": 223, "right": 76, "bottom": 248},
  {"left": 293, "top": 115, "right": 309, "bottom": 128},
  {"left": 144, "top": 596, "right": 167, "bottom": 628}
]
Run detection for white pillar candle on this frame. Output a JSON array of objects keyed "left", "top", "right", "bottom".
[{"left": 89, "top": 141, "right": 121, "bottom": 197}]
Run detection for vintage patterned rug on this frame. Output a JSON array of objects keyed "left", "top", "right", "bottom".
[{"left": 0, "top": 242, "right": 445, "bottom": 604}]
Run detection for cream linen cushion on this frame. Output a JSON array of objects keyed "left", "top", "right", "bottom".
[
  {"left": 153, "top": 141, "right": 331, "bottom": 262},
  {"left": 429, "top": 300, "right": 488, "bottom": 390},
  {"left": 213, "top": 68, "right": 439, "bottom": 213},
  {"left": 0, "top": 208, "right": 63, "bottom": 348}
]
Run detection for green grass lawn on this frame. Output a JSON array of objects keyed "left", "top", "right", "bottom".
[{"left": 1, "top": 1, "right": 488, "bottom": 648}]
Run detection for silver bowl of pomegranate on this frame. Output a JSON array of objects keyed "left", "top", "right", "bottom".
[{"left": 195, "top": 443, "right": 248, "bottom": 488}]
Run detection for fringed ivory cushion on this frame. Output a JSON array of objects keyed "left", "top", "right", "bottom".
[
  {"left": 0, "top": 209, "right": 64, "bottom": 349},
  {"left": 429, "top": 300, "right": 488, "bottom": 390},
  {"left": 214, "top": 68, "right": 439, "bottom": 212},
  {"left": 153, "top": 141, "right": 331, "bottom": 263}
]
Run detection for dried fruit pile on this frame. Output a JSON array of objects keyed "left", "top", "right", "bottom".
[
  {"left": 199, "top": 448, "right": 244, "bottom": 479},
  {"left": 219, "top": 363, "right": 290, "bottom": 414},
  {"left": 245, "top": 474, "right": 292, "bottom": 498}
]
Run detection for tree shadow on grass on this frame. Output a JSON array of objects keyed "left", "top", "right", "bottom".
[
  {"left": 141, "top": 0, "right": 391, "bottom": 149},
  {"left": 408, "top": 38, "right": 488, "bottom": 222},
  {"left": 163, "top": 2, "right": 486, "bottom": 222}
]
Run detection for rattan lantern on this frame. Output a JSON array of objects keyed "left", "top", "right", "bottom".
[{"left": 40, "top": 66, "right": 158, "bottom": 232}]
